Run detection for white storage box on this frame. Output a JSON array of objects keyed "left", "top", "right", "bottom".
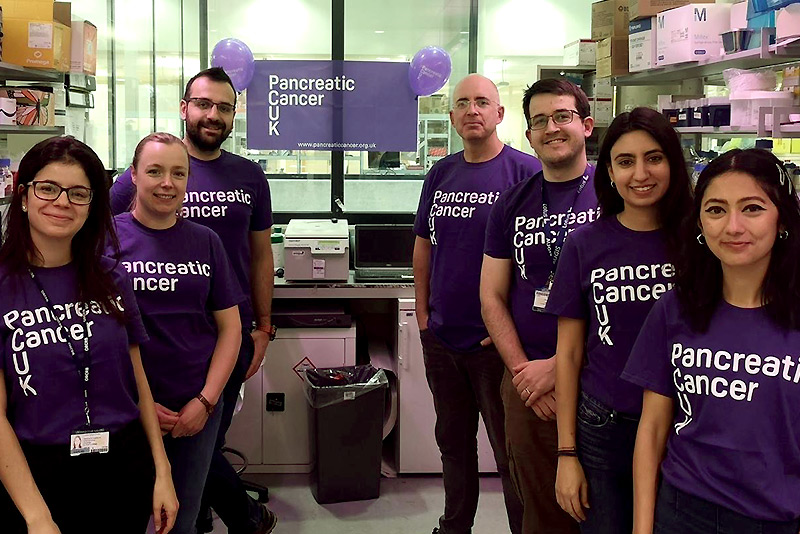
[
  {"left": 590, "top": 98, "right": 614, "bottom": 125},
  {"left": 777, "top": 4, "right": 800, "bottom": 42},
  {"left": 729, "top": 91, "right": 794, "bottom": 129},
  {"left": 629, "top": 17, "right": 657, "bottom": 72},
  {"left": 563, "top": 40, "right": 597, "bottom": 66},
  {"left": 656, "top": 3, "right": 731, "bottom": 66},
  {"left": 284, "top": 219, "right": 350, "bottom": 281}
]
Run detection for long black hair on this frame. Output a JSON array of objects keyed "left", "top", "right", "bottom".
[
  {"left": 674, "top": 148, "right": 800, "bottom": 332},
  {"left": 594, "top": 107, "right": 693, "bottom": 259},
  {"left": 0, "top": 136, "right": 124, "bottom": 320}
]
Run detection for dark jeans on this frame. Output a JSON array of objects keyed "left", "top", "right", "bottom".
[
  {"left": 164, "top": 398, "right": 224, "bottom": 534},
  {"left": 0, "top": 420, "right": 154, "bottom": 534},
  {"left": 655, "top": 480, "right": 800, "bottom": 534},
  {"left": 575, "top": 392, "right": 639, "bottom": 534},
  {"left": 501, "top": 370, "right": 579, "bottom": 534},
  {"left": 199, "top": 329, "right": 263, "bottom": 534},
  {"left": 420, "top": 328, "right": 523, "bottom": 534}
]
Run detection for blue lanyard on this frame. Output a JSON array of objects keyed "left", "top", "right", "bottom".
[{"left": 541, "top": 173, "right": 589, "bottom": 286}]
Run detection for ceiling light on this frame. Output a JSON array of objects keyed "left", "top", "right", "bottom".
[{"left": 374, "top": 30, "right": 385, "bottom": 34}]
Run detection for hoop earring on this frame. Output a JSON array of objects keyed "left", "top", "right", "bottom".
[
  {"left": 610, "top": 180, "right": 617, "bottom": 189},
  {"left": 21, "top": 205, "right": 27, "bottom": 213},
  {"left": 779, "top": 229, "right": 789, "bottom": 240},
  {"left": 696, "top": 233, "right": 706, "bottom": 245}
]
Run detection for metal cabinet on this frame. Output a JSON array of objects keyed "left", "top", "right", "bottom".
[{"left": 395, "top": 298, "right": 496, "bottom": 474}]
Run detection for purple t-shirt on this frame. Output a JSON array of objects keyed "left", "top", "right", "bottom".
[
  {"left": 110, "top": 150, "right": 273, "bottom": 326},
  {"left": 0, "top": 259, "right": 148, "bottom": 445},
  {"left": 546, "top": 216, "right": 673, "bottom": 414},
  {"left": 413, "top": 145, "right": 542, "bottom": 351},
  {"left": 484, "top": 168, "right": 598, "bottom": 360},
  {"left": 113, "top": 213, "right": 245, "bottom": 411},
  {"left": 623, "top": 292, "right": 800, "bottom": 522}
]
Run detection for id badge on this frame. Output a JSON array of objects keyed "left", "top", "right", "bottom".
[
  {"left": 70, "top": 429, "right": 110, "bottom": 456},
  {"left": 532, "top": 287, "right": 551, "bottom": 312}
]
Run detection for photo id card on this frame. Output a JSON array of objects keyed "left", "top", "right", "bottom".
[
  {"left": 70, "top": 429, "right": 110, "bottom": 457},
  {"left": 532, "top": 288, "right": 551, "bottom": 312}
]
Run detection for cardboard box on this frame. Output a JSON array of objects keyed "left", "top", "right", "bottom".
[
  {"left": 629, "top": 17, "right": 657, "bottom": 72},
  {"left": 777, "top": 4, "right": 800, "bottom": 41},
  {"left": 597, "top": 36, "right": 628, "bottom": 59},
  {"left": 563, "top": 40, "right": 597, "bottom": 66},
  {"left": 597, "top": 54, "right": 629, "bottom": 77},
  {"left": 1, "top": 1, "right": 72, "bottom": 72},
  {"left": 0, "top": 88, "right": 56, "bottom": 127},
  {"left": 630, "top": 0, "right": 713, "bottom": 21},
  {"left": 592, "top": 0, "right": 630, "bottom": 40},
  {"left": 584, "top": 73, "right": 614, "bottom": 98},
  {"left": 590, "top": 98, "right": 614, "bottom": 124},
  {"left": 656, "top": 3, "right": 731, "bottom": 67},
  {"left": 70, "top": 19, "right": 97, "bottom": 75}
]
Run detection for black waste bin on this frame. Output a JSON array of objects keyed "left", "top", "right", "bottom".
[{"left": 303, "top": 364, "right": 388, "bottom": 504}]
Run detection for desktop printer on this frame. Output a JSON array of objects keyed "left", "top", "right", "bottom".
[{"left": 284, "top": 219, "right": 350, "bottom": 281}]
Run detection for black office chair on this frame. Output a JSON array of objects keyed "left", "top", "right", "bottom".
[{"left": 221, "top": 446, "right": 270, "bottom": 503}]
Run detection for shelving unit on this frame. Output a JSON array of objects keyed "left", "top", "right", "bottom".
[
  {"left": 676, "top": 124, "right": 800, "bottom": 139},
  {"left": 0, "top": 125, "right": 65, "bottom": 135},
  {"left": 418, "top": 114, "right": 450, "bottom": 171},
  {"left": 0, "top": 62, "right": 63, "bottom": 83},
  {"left": 614, "top": 34, "right": 800, "bottom": 86}
]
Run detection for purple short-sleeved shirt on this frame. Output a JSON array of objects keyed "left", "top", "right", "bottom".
[
  {"left": 484, "top": 169, "right": 599, "bottom": 360},
  {"left": 0, "top": 259, "right": 147, "bottom": 445},
  {"left": 623, "top": 292, "right": 800, "bottom": 522},
  {"left": 113, "top": 213, "right": 245, "bottom": 411},
  {"left": 546, "top": 216, "right": 674, "bottom": 414},
  {"left": 413, "top": 146, "right": 542, "bottom": 351},
  {"left": 111, "top": 150, "right": 272, "bottom": 326}
]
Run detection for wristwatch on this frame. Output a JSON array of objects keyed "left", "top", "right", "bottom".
[
  {"left": 195, "top": 393, "right": 215, "bottom": 415},
  {"left": 256, "top": 324, "right": 278, "bottom": 341}
]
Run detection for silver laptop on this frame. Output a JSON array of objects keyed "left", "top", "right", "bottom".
[{"left": 354, "top": 225, "right": 415, "bottom": 282}]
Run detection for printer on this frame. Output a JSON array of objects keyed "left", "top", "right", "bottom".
[{"left": 284, "top": 219, "right": 350, "bottom": 281}]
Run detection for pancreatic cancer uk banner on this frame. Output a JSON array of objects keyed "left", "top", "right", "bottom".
[{"left": 246, "top": 60, "right": 418, "bottom": 152}]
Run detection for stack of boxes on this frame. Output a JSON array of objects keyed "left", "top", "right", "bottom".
[
  {"left": 592, "top": 0, "right": 630, "bottom": 79},
  {"left": 0, "top": 0, "right": 97, "bottom": 129}
]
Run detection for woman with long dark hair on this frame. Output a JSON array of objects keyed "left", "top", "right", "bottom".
[
  {"left": 113, "top": 132, "right": 243, "bottom": 534},
  {"left": 0, "top": 137, "right": 178, "bottom": 534},
  {"left": 547, "top": 107, "right": 693, "bottom": 533},
  {"left": 624, "top": 149, "right": 800, "bottom": 533}
]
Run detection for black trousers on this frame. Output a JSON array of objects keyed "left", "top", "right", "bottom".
[
  {"left": 0, "top": 419, "right": 155, "bottom": 534},
  {"left": 198, "top": 329, "right": 262, "bottom": 534}
]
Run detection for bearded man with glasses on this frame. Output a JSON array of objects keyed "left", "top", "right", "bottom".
[{"left": 413, "top": 73, "right": 542, "bottom": 534}]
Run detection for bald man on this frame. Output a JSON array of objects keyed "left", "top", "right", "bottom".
[{"left": 413, "top": 74, "right": 541, "bottom": 534}]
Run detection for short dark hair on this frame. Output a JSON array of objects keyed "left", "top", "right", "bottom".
[
  {"left": 522, "top": 78, "right": 590, "bottom": 127},
  {"left": 183, "top": 67, "right": 237, "bottom": 104},
  {"left": 595, "top": 107, "right": 693, "bottom": 260},
  {"left": 675, "top": 148, "right": 800, "bottom": 332},
  {"left": 0, "top": 137, "right": 124, "bottom": 320}
]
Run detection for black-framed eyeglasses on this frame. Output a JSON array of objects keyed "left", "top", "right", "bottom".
[
  {"left": 528, "top": 109, "right": 581, "bottom": 130},
  {"left": 28, "top": 181, "right": 93, "bottom": 205},
  {"left": 185, "top": 97, "right": 235, "bottom": 115}
]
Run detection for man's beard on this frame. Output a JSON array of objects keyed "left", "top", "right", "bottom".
[{"left": 186, "top": 118, "right": 232, "bottom": 152}]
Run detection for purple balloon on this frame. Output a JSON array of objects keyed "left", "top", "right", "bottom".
[
  {"left": 408, "top": 46, "right": 452, "bottom": 96},
  {"left": 211, "top": 38, "right": 255, "bottom": 92}
]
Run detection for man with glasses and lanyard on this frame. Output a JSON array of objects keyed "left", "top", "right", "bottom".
[
  {"left": 111, "top": 67, "right": 277, "bottom": 534},
  {"left": 413, "top": 73, "right": 541, "bottom": 534},
  {"left": 480, "top": 78, "right": 598, "bottom": 534}
]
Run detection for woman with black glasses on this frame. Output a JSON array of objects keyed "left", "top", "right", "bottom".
[{"left": 0, "top": 137, "right": 178, "bottom": 534}]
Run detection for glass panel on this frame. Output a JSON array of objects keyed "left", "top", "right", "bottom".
[
  {"left": 343, "top": 0, "right": 470, "bottom": 214},
  {"left": 478, "top": 0, "right": 594, "bottom": 158},
  {"left": 207, "top": 0, "right": 333, "bottom": 214}
]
